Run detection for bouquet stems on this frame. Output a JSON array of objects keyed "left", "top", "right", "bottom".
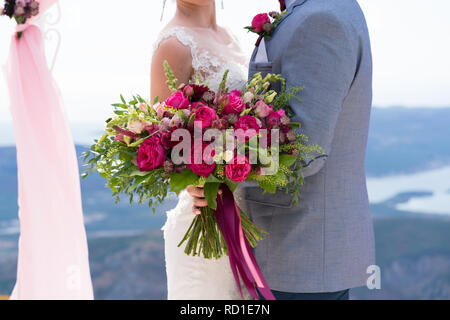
[{"left": 178, "top": 205, "right": 267, "bottom": 259}]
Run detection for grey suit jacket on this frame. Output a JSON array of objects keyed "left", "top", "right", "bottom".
[{"left": 235, "top": 0, "right": 375, "bottom": 293}]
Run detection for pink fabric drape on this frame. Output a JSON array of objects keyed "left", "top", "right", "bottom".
[{"left": 3, "top": 0, "right": 93, "bottom": 300}]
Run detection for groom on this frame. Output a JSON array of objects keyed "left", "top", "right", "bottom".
[{"left": 189, "top": 0, "right": 375, "bottom": 300}]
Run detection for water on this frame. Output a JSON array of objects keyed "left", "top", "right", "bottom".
[{"left": 367, "top": 166, "right": 450, "bottom": 215}]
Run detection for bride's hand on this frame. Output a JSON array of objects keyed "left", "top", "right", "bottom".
[
  {"left": 186, "top": 185, "right": 207, "bottom": 215},
  {"left": 186, "top": 185, "right": 222, "bottom": 215}
]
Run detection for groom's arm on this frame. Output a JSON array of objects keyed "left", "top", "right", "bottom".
[{"left": 282, "top": 12, "right": 357, "bottom": 177}]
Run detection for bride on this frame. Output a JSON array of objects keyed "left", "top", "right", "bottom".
[{"left": 151, "top": 0, "right": 250, "bottom": 299}]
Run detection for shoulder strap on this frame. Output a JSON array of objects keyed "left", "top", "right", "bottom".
[{"left": 153, "top": 27, "right": 197, "bottom": 55}]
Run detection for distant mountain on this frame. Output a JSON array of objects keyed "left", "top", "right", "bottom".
[
  {"left": 366, "top": 107, "right": 450, "bottom": 176},
  {"left": 352, "top": 215, "right": 450, "bottom": 300}
]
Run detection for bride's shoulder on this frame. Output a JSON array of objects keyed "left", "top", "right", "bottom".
[
  {"left": 154, "top": 25, "right": 197, "bottom": 52},
  {"left": 217, "top": 26, "right": 242, "bottom": 48},
  {"left": 152, "top": 25, "right": 195, "bottom": 63}
]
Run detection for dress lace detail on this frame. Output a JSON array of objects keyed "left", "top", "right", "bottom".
[{"left": 153, "top": 26, "right": 248, "bottom": 92}]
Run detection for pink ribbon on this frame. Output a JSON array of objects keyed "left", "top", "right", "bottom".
[
  {"left": 16, "top": 23, "right": 30, "bottom": 33},
  {"left": 214, "top": 185, "right": 275, "bottom": 300}
]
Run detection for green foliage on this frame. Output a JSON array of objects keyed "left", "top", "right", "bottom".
[
  {"left": 164, "top": 61, "right": 179, "bottom": 92},
  {"left": 272, "top": 86, "right": 304, "bottom": 118},
  {"left": 169, "top": 169, "right": 199, "bottom": 194},
  {"left": 203, "top": 182, "right": 221, "bottom": 210}
]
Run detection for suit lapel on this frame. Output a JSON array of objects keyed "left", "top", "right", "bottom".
[{"left": 272, "top": 0, "right": 308, "bottom": 37}]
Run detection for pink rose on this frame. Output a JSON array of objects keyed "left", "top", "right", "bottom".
[
  {"left": 225, "top": 155, "right": 252, "bottom": 182},
  {"left": 251, "top": 13, "right": 271, "bottom": 33},
  {"left": 137, "top": 136, "right": 165, "bottom": 171},
  {"left": 187, "top": 142, "right": 216, "bottom": 177},
  {"left": 194, "top": 105, "right": 219, "bottom": 129},
  {"left": 222, "top": 91, "right": 245, "bottom": 115},
  {"left": 234, "top": 115, "right": 261, "bottom": 133},
  {"left": 165, "top": 91, "right": 190, "bottom": 109},
  {"left": 255, "top": 100, "right": 273, "bottom": 118},
  {"left": 127, "top": 120, "right": 145, "bottom": 134},
  {"left": 266, "top": 109, "right": 285, "bottom": 128},
  {"left": 234, "top": 115, "right": 261, "bottom": 141},
  {"left": 191, "top": 101, "right": 207, "bottom": 112}
]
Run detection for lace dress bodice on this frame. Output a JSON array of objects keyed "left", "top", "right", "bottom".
[{"left": 153, "top": 26, "right": 248, "bottom": 91}]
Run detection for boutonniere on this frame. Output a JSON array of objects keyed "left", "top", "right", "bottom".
[
  {"left": 1, "top": 0, "right": 40, "bottom": 39},
  {"left": 245, "top": 11, "right": 286, "bottom": 46}
]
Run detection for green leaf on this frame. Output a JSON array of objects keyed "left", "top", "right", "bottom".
[
  {"left": 258, "top": 179, "right": 277, "bottom": 194},
  {"left": 169, "top": 169, "right": 199, "bottom": 193},
  {"left": 206, "top": 175, "right": 223, "bottom": 184},
  {"left": 290, "top": 122, "right": 302, "bottom": 128},
  {"left": 127, "top": 175, "right": 148, "bottom": 193},
  {"left": 204, "top": 182, "right": 221, "bottom": 210},
  {"left": 279, "top": 154, "right": 297, "bottom": 168},
  {"left": 224, "top": 179, "right": 239, "bottom": 192},
  {"left": 129, "top": 169, "right": 150, "bottom": 177},
  {"left": 120, "top": 94, "right": 126, "bottom": 104},
  {"left": 128, "top": 137, "right": 146, "bottom": 147}
]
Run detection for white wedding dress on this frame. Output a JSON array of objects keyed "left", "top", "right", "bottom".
[{"left": 154, "top": 26, "right": 251, "bottom": 300}]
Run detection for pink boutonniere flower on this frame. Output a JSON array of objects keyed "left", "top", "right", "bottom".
[{"left": 245, "top": 11, "right": 286, "bottom": 46}]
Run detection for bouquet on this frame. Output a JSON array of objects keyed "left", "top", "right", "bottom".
[
  {"left": 83, "top": 62, "right": 322, "bottom": 299},
  {"left": 1, "top": 0, "right": 40, "bottom": 38}
]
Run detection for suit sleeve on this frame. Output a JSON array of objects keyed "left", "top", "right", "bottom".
[{"left": 281, "top": 12, "right": 357, "bottom": 177}]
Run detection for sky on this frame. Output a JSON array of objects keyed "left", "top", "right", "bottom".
[{"left": 0, "top": 0, "right": 449, "bottom": 127}]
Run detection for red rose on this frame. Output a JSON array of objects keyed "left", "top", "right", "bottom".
[
  {"left": 225, "top": 155, "right": 252, "bottom": 182},
  {"left": 137, "top": 136, "right": 166, "bottom": 171},
  {"left": 187, "top": 142, "right": 216, "bottom": 177},
  {"left": 234, "top": 115, "right": 261, "bottom": 140},
  {"left": 222, "top": 91, "right": 245, "bottom": 115},
  {"left": 251, "top": 13, "right": 271, "bottom": 33},
  {"left": 194, "top": 105, "right": 219, "bottom": 129},
  {"left": 165, "top": 91, "right": 190, "bottom": 109}
]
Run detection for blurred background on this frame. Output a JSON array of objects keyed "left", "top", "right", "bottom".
[{"left": 0, "top": 0, "right": 449, "bottom": 299}]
